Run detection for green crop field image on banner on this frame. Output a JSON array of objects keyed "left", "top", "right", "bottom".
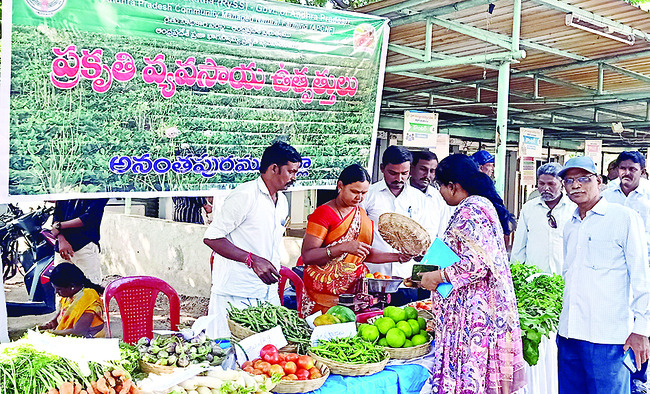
[{"left": 0, "top": 0, "right": 389, "bottom": 198}]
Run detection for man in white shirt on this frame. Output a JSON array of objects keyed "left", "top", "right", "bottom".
[
  {"left": 361, "top": 145, "right": 432, "bottom": 305},
  {"left": 511, "top": 162, "right": 575, "bottom": 275},
  {"left": 511, "top": 162, "right": 575, "bottom": 394},
  {"left": 602, "top": 151, "right": 650, "bottom": 229},
  {"left": 602, "top": 151, "right": 650, "bottom": 392},
  {"left": 203, "top": 141, "right": 302, "bottom": 337},
  {"left": 409, "top": 150, "right": 452, "bottom": 238},
  {"left": 558, "top": 156, "right": 650, "bottom": 394}
]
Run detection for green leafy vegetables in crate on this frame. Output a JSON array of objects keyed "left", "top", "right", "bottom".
[
  {"left": 0, "top": 338, "right": 140, "bottom": 394},
  {"left": 510, "top": 262, "right": 564, "bottom": 366}
]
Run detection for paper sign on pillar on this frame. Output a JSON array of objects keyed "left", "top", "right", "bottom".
[
  {"left": 403, "top": 111, "right": 438, "bottom": 148},
  {"left": 584, "top": 140, "right": 603, "bottom": 171},
  {"left": 519, "top": 128, "right": 544, "bottom": 186}
]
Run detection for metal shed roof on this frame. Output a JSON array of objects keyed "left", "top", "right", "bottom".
[{"left": 357, "top": 0, "right": 650, "bottom": 149}]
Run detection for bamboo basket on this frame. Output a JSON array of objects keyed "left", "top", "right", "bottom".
[
  {"left": 382, "top": 339, "right": 433, "bottom": 360},
  {"left": 228, "top": 318, "right": 256, "bottom": 339},
  {"left": 378, "top": 212, "right": 431, "bottom": 256},
  {"left": 272, "top": 361, "right": 330, "bottom": 393},
  {"left": 139, "top": 359, "right": 176, "bottom": 375},
  {"left": 308, "top": 351, "right": 389, "bottom": 376},
  {"left": 228, "top": 318, "right": 298, "bottom": 353}
]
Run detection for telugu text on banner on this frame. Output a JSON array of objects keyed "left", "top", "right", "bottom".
[{"left": 1, "top": 0, "right": 389, "bottom": 198}]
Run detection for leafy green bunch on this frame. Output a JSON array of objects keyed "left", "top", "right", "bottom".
[
  {"left": 511, "top": 262, "right": 564, "bottom": 366},
  {"left": 0, "top": 338, "right": 142, "bottom": 393}
]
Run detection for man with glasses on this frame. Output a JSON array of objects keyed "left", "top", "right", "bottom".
[
  {"left": 557, "top": 156, "right": 650, "bottom": 394},
  {"left": 602, "top": 151, "right": 650, "bottom": 393},
  {"left": 511, "top": 162, "right": 575, "bottom": 394}
]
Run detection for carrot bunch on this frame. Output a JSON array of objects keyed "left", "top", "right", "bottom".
[{"left": 45, "top": 369, "right": 140, "bottom": 394}]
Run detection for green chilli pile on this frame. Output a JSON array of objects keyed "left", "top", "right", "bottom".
[
  {"left": 310, "top": 336, "right": 388, "bottom": 364},
  {"left": 510, "top": 262, "right": 564, "bottom": 366},
  {"left": 227, "top": 302, "right": 312, "bottom": 354}
]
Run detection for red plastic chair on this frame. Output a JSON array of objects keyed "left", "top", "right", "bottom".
[
  {"left": 278, "top": 266, "right": 305, "bottom": 316},
  {"left": 103, "top": 276, "right": 181, "bottom": 344}
]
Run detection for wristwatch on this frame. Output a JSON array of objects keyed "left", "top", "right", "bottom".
[{"left": 53, "top": 222, "right": 61, "bottom": 230}]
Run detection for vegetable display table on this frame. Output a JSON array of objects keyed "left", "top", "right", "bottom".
[{"left": 297, "top": 364, "right": 428, "bottom": 394}]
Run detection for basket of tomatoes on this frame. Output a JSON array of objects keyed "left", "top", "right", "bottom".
[{"left": 241, "top": 344, "right": 329, "bottom": 393}]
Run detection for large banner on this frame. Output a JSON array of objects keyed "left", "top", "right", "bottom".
[{"left": 1, "top": 0, "right": 389, "bottom": 199}]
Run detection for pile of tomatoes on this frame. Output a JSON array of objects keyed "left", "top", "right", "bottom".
[{"left": 241, "top": 344, "right": 323, "bottom": 381}]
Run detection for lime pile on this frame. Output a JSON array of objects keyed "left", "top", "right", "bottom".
[{"left": 358, "top": 306, "right": 430, "bottom": 348}]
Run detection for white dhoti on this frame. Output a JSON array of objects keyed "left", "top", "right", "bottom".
[
  {"left": 206, "top": 288, "right": 280, "bottom": 339},
  {"left": 54, "top": 242, "right": 102, "bottom": 284},
  {"left": 522, "top": 332, "right": 558, "bottom": 394}
]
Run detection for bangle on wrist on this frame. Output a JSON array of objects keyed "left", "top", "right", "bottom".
[
  {"left": 325, "top": 246, "right": 333, "bottom": 259},
  {"left": 441, "top": 270, "right": 448, "bottom": 282},
  {"left": 244, "top": 252, "right": 253, "bottom": 269}
]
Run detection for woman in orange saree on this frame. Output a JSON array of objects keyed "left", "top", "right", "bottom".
[{"left": 300, "top": 164, "right": 409, "bottom": 315}]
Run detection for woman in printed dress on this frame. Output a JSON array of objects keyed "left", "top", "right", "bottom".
[
  {"left": 300, "top": 164, "right": 410, "bottom": 315},
  {"left": 419, "top": 154, "right": 526, "bottom": 394}
]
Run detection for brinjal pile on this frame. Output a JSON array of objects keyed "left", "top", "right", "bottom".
[{"left": 136, "top": 331, "right": 225, "bottom": 368}]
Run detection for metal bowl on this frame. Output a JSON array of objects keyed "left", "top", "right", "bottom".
[{"left": 367, "top": 277, "right": 403, "bottom": 294}]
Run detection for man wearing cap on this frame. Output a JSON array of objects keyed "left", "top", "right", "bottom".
[
  {"left": 471, "top": 150, "right": 495, "bottom": 178},
  {"left": 602, "top": 151, "right": 650, "bottom": 392},
  {"left": 557, "top": 156, "right": 650, "bottom": 394}
]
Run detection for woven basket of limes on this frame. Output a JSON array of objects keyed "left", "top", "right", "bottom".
[{"left": 360, "top": 305, "right": 433, "bottom": 360}]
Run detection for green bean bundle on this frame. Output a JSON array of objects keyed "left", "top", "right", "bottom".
[
  {"left": 310, "top": 337, "right": 389, "bottom": 364},
  {"left": 227, "top": 302, "right": 312, "bottom": 353}
]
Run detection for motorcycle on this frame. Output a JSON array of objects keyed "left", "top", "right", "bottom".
[{"left": 1, "top": 205, "right": 57, "bottom": 317}]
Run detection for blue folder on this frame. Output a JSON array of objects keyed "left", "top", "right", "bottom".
[{"left": 419, "top": 238, "right": 460, "bottom": 298}]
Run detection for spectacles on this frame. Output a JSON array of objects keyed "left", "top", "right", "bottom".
[
  {"left": 547, "top": 211, "right": 557, "bottom": 229},
  {"left": 563, "top": 174, "right": 595, "bottom": 186}
]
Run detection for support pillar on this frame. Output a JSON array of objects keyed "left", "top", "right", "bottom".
[{"left": 494, "top": 61, "right": 511, "bottom": 196}]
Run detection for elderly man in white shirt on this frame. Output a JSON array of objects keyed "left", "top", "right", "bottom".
[
  {"left": 511, "top": 162, "right": 575, "bottom": 394},
  {"left": 602, "top": 151, "right": 650, "bottom": 392},
  {"left": 361, "top": 145, "right": 433, "bottom": 306},
  {"left": 512, "top": 162, "right": 576, "bottom": 275},
  {"left": 558, "top": 156, "right": 650, "bottom": 394},
  {"left": 203, "top": 141, "right": 302, "bottom": 337},
  {"left": 409, "top": 150, "right": 452, "bottom": 238}
]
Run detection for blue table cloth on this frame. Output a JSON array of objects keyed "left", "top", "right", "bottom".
[{"left": 301, "top": 364, "right": 428, "bottom": 394}]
